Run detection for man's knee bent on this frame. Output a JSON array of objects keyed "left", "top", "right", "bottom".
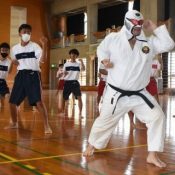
[{"left": 150, "top": 108, "right": 165, "bottom": 124}]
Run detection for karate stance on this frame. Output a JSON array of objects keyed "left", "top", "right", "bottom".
[{"left": 83, "top": 10, "right": 175, "bottom": 168}]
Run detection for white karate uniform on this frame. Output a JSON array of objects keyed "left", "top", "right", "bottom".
[{"left": 88, "top": 25, "right": 175, "bottom": 152}]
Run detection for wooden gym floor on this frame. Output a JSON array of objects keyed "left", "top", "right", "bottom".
[{"left": 0, "top": 90, "right": 175, "bottom": 175}]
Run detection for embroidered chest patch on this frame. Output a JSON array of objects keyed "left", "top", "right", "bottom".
[{"left": 142, "top": 46, "right": 150, "bottom": 54}]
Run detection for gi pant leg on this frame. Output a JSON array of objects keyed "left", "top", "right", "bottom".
[
  {"left": 88, "top": 86, "right": 129, "bottom": 149},
  {"left": 132, "top": 90, "right": 165, "bottom": 152},
  {"left": 88, "top": 87, "right": 165, "bottom": 152}
]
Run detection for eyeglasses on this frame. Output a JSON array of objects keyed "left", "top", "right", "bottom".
[{"left": 126, "top": 18, "right": 144, "bottom": 25}]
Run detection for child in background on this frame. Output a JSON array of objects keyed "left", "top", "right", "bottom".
[
  {"left": 56, "top": 64, "right": 64, "bottom": 94},
  {"left": 62, "top": 49, "right": 85, "bottom": 117},
  {"left": 96, "top": 62, "right": 108, "bottom": 116},
  {"left": 6, "top": 24, "right": 52, "bottom": 134},
  {"left": 97, "top": 63, "right": 108, "bottom": 105},
  {"left": 56, "top": 63, "right": 65, "bottom": 113},
  {"left": 146, "top": 56, "right": 162, "bottom": 102},
  {"left": 0, "top": 43, "right": 12, "bottom": 108}
]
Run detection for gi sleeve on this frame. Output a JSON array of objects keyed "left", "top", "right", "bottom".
[
  {"left": 151, "top": 25, "right": 175, "bottom": 55},
  {"left": 99, "top": 63, "right": 105, "bottom": 69},
  {"left": 157, "top": 59, "right": 161, "bottom": 70},
  {"left": 97, "top": 33, "right": 115, "bottom": 64}
]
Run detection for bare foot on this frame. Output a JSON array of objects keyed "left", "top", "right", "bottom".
[
  {"left": 32, "top": 107, "right": 37, "bottom": 112},
  {"left": 147, "top": 152, "right": 166, "bottom": 168},
  {"left": 44, "top": 126, "right": 52, "bottom": 134},
  {"left": 4, "top": 123, "right": 18, "bottom": 129},
  {"left": 83, "top": 144, "right": 94, "bottom": 157},
  {"left": 59, "top": 112, "right": 65, "bottom": 116}
]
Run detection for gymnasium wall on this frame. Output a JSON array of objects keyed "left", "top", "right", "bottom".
[{"left": 0, "top": 0, "right": 50, "bottom": 88}]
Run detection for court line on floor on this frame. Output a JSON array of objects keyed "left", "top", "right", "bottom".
[
  {"left": 0, "top": 144, "right": 147, "bottom": 165},
  {"left": 0, "top": 152, "right": 46, "bottom": 175},
  {"left": 0, "top": 138, "right": 105, "bottom": 175}
]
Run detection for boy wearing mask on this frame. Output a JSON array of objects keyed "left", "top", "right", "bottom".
[
  {"left": 6, "top": 24, "right": 52, "bottom": 134},
  {"left": 0, "top": 43, "right": 12, "bottom": 108},
  {"left": 62, "top": 49, "right": 85, "bottom": 117}
]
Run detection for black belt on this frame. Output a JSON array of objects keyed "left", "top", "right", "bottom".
[{"left": 108, "top": 84, "right": 154, "bottom": 114}]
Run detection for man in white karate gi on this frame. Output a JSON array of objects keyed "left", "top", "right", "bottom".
[{"left": 83, "top": 10, "right": 175, "bottom": 168}]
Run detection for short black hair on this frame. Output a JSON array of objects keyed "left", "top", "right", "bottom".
[
  {"left": 18, "top": 24, "right": 32, "bottom": 33},
  {"left": 59, "top": 64, "right": 63, "bottom": 67},
  {"left": 0, "top": 42, "right": 10, "bottom": 49},
  {"left": 69, "top": 49, "right": 79, "bottom": 56}
]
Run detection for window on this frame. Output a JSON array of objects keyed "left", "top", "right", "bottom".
[
  {"left": 133, "top": 0, "right": 140, "bottom": 11},
  {"left": 67, "top": 13, "right": 85, "bottom": 36},
  {"left": 165, "top": 0, "right": 170, "bottom": 20},
  {"left": 168, "top": 52, "right": 175, "bottom": 88},
  {"left": 98, "top": 3, "right": 128, "bottom": 31},
  {"left": 84, "top": 12, "right": 87, "bottom": 36},
  {"left": 78, "top": 58, "right": 87, "bottom": 86}
]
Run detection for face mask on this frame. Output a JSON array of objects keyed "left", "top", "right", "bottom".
[
  {"left": 124, "top": 10, "right": 144, "bottom": 37},
  {"left": 21, "top": 33, "right": 31, "bottom": 42},
  {"left": 1, "top": 53, "right": 8, "bottom": 58}
]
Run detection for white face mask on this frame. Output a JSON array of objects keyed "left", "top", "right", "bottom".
[
  {"left": 124, "top": 10, "right": 143, "bottom": 37},
  {"left": 21, "top": 33, "right": 31, "bottom": 42}
]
